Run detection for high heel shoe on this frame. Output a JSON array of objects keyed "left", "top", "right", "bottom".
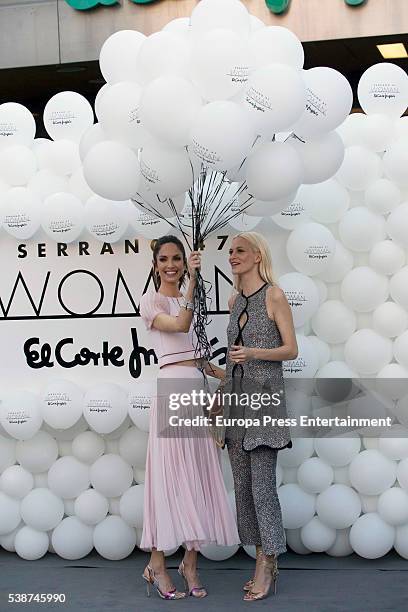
[
  {"left": 142, "top": 565, "right": 186, "bottom": 600},
  {"left": 243, "top": 554, "right": 278, "bottom": 602},
  {"left": 243, "top": 578, "right": 254, "bottom": 591},
  {"left": 178, "top": 560, "right": 208, "bottom": 598}
]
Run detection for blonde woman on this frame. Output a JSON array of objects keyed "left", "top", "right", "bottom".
[{"left": 224, "top": 232, "right": 298, "bottom": 602}]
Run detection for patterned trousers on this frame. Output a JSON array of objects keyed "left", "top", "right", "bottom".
[{"left": 227, "top": 441, "right": 287, "bottom": 556}]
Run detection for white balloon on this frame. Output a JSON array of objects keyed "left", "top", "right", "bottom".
[
  {"left": 136, "top": 32, "right": 189, "bottom": 85},
  {"left": 369, "top": 240, "right": 405, "bottom": 276},
  {"left": 278, "top": 438, "right": 314, "bottom": 468},
  {"left": 191, "top": 29, "right": 251, "bottom": 102},
  {"left": 74, "top": 489, "right": 108, "bottom": 526},
  {"left": 390, "top": 266, "right": 408, "bottom": 310},
  {"left": 128, "top": 205, "right": 171, "bottom": 239},
  {"left": 21, "top": 488, "right": 64, "bottom": 532},
  {"left": 326, "top": 528, "right": 353, "bottom": 557},
  {"left": 0, "top": 465, "right": 33, "bottom": 499},
  {"left": 118, "top": 427, "right": 148, "bottom": 469},
  {"left": 128, "top": 381, "right": 155, "bottom": 432},
  {"left": 190, "top": 101, "right": 254, "bottom": 171},
  {"left": 333, "top": 466, "right": 352, "bottom": 486},
  {"left": 16, "top": 430, "right": 58, "bottom": 473},
  {"left": 83, "top": 383, "right": 128, "bottom": 434},
  {"left": 336, "top": 146, "right": 382, "bottom": 191},
  {"left": 1, "top": 187, "right": 41, "bottom": 239},
  {"left": 97, "top": 81, "right": 149, "bottom": 149},
  {"left": 358, "top": 62, "right": 408, "bottom": 118},
  {"left": 373, "top": 302, "right": 408, "bottom": 338},
  {"left": 288, "top": 132, "right": 345, "bottom": 185},
  {"left": 141, "top": 76, "right": 202, "bottom": 147},
  {"left": 90, "top": 454, "right": 133, "bottom": 498},
  {"left": 190, "top": 0, "right": 250, "bottom": 36},
  {"left": 0, "top": 436, "right": 15, "bottom": 473},
  {"left": 93, "top": 515, "right": 136, "bottom": 560},
  {"left": 283, "top": 334, "right": 319, "bottom": 378},
  {"left": 41, "top": 192, "right": 84, "bottom": 243},
  {"left": 243, "top": 64, "right": 306, "bottom": 136},
  {"left": 15, "top": 526, "right": 49, "bottom": 561},
  {"left": 378, "top": 427, "right": 408, "bottom": 461},
  {"left": 344, "top": 329, "right": 392, "bottom": 376},
  {"left": 386, "top": 203, "right": 408, "bottom": 247},
  {"left": 319, "top": 242, "right": 353, "bottom": 283},
  {"left": 28, "top": 169, "right": 68, "bottom": 201},
  {"left": 286, "top": 222, "right": 335, "bottom": 276},
  {"left": 316, "top": 484, "right": 361, "bottom": 529},
  {"left": 0, "top": 390, "right": 42, "bottom": 441},
  {"left": 271, "top": 183, "right": 314, "bottom": 229},
  {"left": 297, "top": 457, "right": 333, "bottom": 494},
  {"left": 119, "top": 484, "right": 145, "bottom": 528},
  {"left": 293, "top": 68, "right": 353, "bottom": 139},
  {"left": 376, "top": 364, "right": 408, "bottom": 401},
  {"left": 0, "top": 145, "right": 36, "bottom": 186},
  {"left": 349, "top": 450, "right": 396, "bottom": 495},
  {"left": 341, "top": 266, "right": 389, "bottom": 312},
  {"left": 99, "top": 30, "right": 146, "bottom": 84},
  {"left": 84, "top": 195, "right": 128, "bottom": 243},
  {"left": 278, "top": 272, "right": 319, "bottom": 328},
  {"left": 304, "top": 179, "right": 350, "bottom": 225},
  {"left": 140, "top": 140, "right": 195, "bottom": 198},
  {"left": 245, "top": 192, "right": 297, "bottom": 217},
  {"left": 359, "top": 113, "right": 395, "bottom": 152},
  {"left": 79, "top": 123, "right": 106, "bottom": 162},
  {"left": 395, "top": 524, "right": 408, "bottom": 559},
  {"left": 278, "top": 484, "right": 315, "bottom": 529},
  {"left": 365, "top": 178, "right": 401, "bottom": 215},
  {"left": 250, "top": 26, "right": 304, "bottom": 70},
  {"left": 83, "top": 141, "right": 140, "bottom": 201},
  {"left": 394, "top": 330, "right": 408, "bottom": 370},
  {"left": 94, "top": 84, "right": 110, "bottom": 118},
  {"left": 246, "top": 141, "right": 303, "bottom": 202},
  {"left": 41, "top": 139, "right": 81, "bottom": 176},
  {"left": 200, "top": 543, "right": 239, "bottom": 560},
  {"left": 0, "top": 492, "right": 21, "bottom": 535},
  {"left": 0, "top": 103, "right": 36, "bottom": 149},
  {"left": 301, "top": 516, "right": 336, "bottom": 552},
  {"left": 44, "top": 92, "right": 94, "bottom": 143},
  {"left": 336, "top": 112, "right": 367, "bottom": 147},
  {"left": 349, "top": 513, "right": 394, "bottom": 559},
  {"left": 72, "top": 431, "right": 105, "bottom": 465},
  {"left": 68, "top": 168, "right": 94, "bottom": 203},
  {"left": 162, "top": 17, "right": 191, "bottom": 39},
  {"left": 52, "top": 516, "right": 94, "bottom": 560},
  {"left": 312, "top": 300, "right": 356, "bottom": 344},
  {"left": 314, "top": 434, "right": 361, "bottom": 467},
  {"left": 307, "top": 337, "right": 330, "bottom": 369},
  {"left": 286, "top": 528, "right": 312, "bottom": 555},
  {"left": 48, "top": 456, "right": 90, "bottom": 499}
]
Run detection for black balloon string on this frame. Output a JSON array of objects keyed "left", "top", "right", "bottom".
[{"left": 132, "top": 162, "right": 255, "bottom": 372}]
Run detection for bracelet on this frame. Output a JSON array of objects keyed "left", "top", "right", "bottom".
[{"left": 184, "top": 300, "right": 194, "bottom": 310}]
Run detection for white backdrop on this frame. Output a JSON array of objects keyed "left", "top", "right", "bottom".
[{"left": 0, "top": 228, "right": 289, "bottom": 393}]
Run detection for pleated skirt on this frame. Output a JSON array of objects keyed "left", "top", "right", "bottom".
[{"left": 140, "top": 364, "right": 240, "bottom": 552}]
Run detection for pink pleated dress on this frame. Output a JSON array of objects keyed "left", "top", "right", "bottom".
[{"left": 139, "top": 289, "right": 239, "bottom": 552}]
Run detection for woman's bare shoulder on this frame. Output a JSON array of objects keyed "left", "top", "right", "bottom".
[{"left": 266, "top": 285, "right": 286, "bottom": 303}]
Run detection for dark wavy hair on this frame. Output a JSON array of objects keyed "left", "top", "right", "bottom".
[{"left": 151, "top": 235, "right": 188, "bottom": 290}]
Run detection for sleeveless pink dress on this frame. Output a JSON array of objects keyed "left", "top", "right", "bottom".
[{"left": 139, "top": 289, "right": 239, "bottom": 551}]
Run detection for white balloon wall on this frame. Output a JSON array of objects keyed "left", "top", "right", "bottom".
[{"left": 1, "top": 0, "right": 408, "bottom": 562}]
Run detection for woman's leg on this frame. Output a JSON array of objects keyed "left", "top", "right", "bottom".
[
  {"left": 227, "top": 440, "right": 262, "bottom": 548},
  {"left": 245, "top": 446, "right": 285, "bottom": 598},
  {"left": 145, "top": 549, "right": 185, "bottom": 597},
  {"left": 180, "top": 549, "right": 207, "bottom": 598}
]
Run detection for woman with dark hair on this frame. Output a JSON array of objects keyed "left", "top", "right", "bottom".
[{"left": 139, "top": 235, "right": 239, "bottom": 600}]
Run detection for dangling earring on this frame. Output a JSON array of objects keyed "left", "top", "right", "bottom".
[{"left": 154, "top": 269, "right": 160, "bottom": 290}]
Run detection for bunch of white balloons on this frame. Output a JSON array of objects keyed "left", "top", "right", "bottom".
[{"left": 84, "top": 0, "right": 352, "bottom": 221}]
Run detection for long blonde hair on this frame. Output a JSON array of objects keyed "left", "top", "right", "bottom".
[{"left": 232, "top": 232, "right": 276, "bottom": 291}]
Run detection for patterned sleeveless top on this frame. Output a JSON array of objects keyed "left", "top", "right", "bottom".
[{"left": 224, "top": 283, "right": 292, "bottom": 451}]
